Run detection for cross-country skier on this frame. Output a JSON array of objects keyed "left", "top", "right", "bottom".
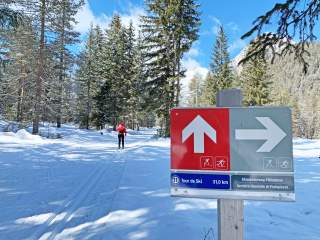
[{"left": 116, "top": 122, "right": 127, "bottom": 149}]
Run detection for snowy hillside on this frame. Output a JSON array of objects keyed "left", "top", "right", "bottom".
[{"left": 0, "top": 125, "right": 319, "bottom": 240}]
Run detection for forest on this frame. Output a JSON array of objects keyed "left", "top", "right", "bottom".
[{"left": 0, "top": 0, "right": 319, "bottom": 138}]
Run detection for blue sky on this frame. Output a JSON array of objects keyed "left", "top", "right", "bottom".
[{"left": 75, "top": 0, "right": 284, "bottom": 90}]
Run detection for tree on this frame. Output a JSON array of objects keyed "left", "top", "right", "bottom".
[
  {"left": 93, "top": 15, "right": 135, "bottom": 129},
  {"left": 141, "top": 0, "right": 200, "bottom": 136},
  {"left": 76, "top": 24, "right": 103, "bottom": 129},
  {"left": 203, "top": 25, "right": 233, "bottom": 105},
  {"left": 126, "top": 31, "right": 146, "bottom": 130},
  {"left": 0, "top": 22, "right": 37, "bottom": 122},
  {"left": 169, "top": 0, "right": 201, "bottom": 106},
  {"left": 32, "top": 0, "right": 46, "bottom": 134},
  {"left": 187, "top": 73, "right": 204, "bottom": 107},
  {"left": 239, "top": 50, "right": 271, "bottom": 106},
  {"left": 50, "top": 0, "right": 84, "bottom": 128},
  {"left": 241, "top": 0, "right": 320, "bottom": 73},
  {"left": 267, "top": 43, "right": 320, "bottom": 138}
]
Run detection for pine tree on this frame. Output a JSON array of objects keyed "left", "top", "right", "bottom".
[
  {"left": 0, "top": 21, "right": 37, "bottom": 123},
  {"left": 127, "top": 30, "right": 145, "bottom": 130},
  {"left": 169, "top": 0, "right": 201, "bottom": 106},
  {"left": 239, "top": 50, "right": 271, "bottom": 106},
  {"left": 203, "top": 25, "right": 233, "bottom": 105},
  {"left": 50, "top": 0, "right": 84, "bottom": 128},
  {"left": 32, "top": 0, "right": 46, "bottom": 134},
  {"left": 94, "top": 15, "right": 133, "bottom": 129},
  {"left": 187, "top": 73, "right": 204, "bottom": 107},
  {"left": 76, "top": 24, "right": 103, "bottom": 129},
  {"left": 141, "top": 0, "right": 200, "bottom": 136}
]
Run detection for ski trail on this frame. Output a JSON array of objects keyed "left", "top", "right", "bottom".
[
  {"left": 29, "top": 151, "right": 119, "bottom": 240},
  {"left": 43, "top": 151, "right": 123, "bottom": 240},
  {"left": 35, "top": 142, "right": 146, "bottom": 240}
]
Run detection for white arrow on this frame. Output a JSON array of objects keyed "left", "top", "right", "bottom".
[
  {"left": 182, "top": 115, "right": 217, "bottom": 153},
  {"left": 235, "top": 117, "right": 286, "bottom": 152}
]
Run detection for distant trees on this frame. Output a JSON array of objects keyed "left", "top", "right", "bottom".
[
  {"left": 239, "top": 49, "right": 271, "bottom": 106},
  {"left": 187, "top": 73, "right": 205, "bottom": 107},
  {"left": 267, "top": 43, "right": 320, "bottom": 138},
  {"left": 2, "top": 0, "right": 317, "bottom": 139},
  {"left": 75, "top": 16, "right": 149, "bottom": 131},
  {"left": 203, "top": 25, "right": 234, "bottom": 105}
]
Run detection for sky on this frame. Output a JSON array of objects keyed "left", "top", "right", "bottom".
[{"left": 74, "top": 0, "right": 284, "bottom": 93}]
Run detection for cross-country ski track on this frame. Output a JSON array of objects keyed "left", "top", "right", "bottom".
[{"left": 0, "top": 125, "right": 320, "bottom": 240}]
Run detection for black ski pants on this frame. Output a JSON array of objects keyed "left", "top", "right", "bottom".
[{"left": 118, "top": 133, "right": 125, "bottom": 149}]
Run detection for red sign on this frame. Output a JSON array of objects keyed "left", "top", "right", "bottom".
[{"left": 171, "top": 108, "right": 230, "bottom": 171}]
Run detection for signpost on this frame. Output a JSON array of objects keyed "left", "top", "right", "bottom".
[
  {"left": 170, "top": 89, "right": 295, "bottom": 240},
  {"left": 170, "top": 98, "right": 294, "bottom": 202}
]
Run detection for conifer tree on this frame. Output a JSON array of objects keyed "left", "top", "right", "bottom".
[
  {"left": 94, "top": 15, "right": 134, "bottom": 129},
  {"left": 50, "top": 0, "right": 84, "bottom": 128},
  {"left": 0, "top": 22, "right": 37, "bottom": 123},
  {"left": 76, "top": 24, "right": 103, "bottom": 129},
  {"left": 240, "top": 50, "right": 271, "bottom": 106},
  {"left": 203, "top": 25, "right": 233, "bottom": 105},
  {"left": 141, "top": 0, "right": 200, "bottom": 136},
  {"left": 187, "top": 73, "right": 204, "bottom": 107}
]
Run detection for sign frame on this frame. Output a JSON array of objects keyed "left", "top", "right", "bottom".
[{"left": 170, "top": 107, "right": 295, "bottom": 201}]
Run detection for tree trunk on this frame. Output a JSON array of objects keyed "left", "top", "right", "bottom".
[
  {"left": 16, "top": 69, "right": 24, "bottom": 122},
  {"left": 57, "top": 0, "right": 66, "bottom": 128},
  {"left": 85, "top": 73, "right": 91, "bottom": 130},
  {"left": 32, "top": 0, "right": 45, "bottom": 135}
]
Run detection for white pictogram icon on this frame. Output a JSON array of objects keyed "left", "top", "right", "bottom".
[
  {"left": 264, "top": 158, "right": 276, "bottom": 169},
  {"left": 278, "top": 158, "right": 291, "bottom": 169},
  {"left": 217, "top": 159, "right": 226, "bottom": 168},
  {"left": 200, "top": 156, "right": 214, "bottom": 169},
  {"left": 280, "top": 160, "right": 288, "bottom": 168},
  {"left": 172, "top": 176, "right": 180, "bottom": 184},
  {"left": 204, "top": 159, "right": 211, "bottom": 167}
]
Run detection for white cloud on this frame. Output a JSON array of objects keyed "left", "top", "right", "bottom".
[
  {"left": 185, "top": 47, "right": 200, "bottom": 58},
  {"left": 180, "top": 55, "right": 208, "bottom": 106},
  {"left": 228, "top": 39, "right": 247, "bottom": 53},
  {"left": 227, "top": 22, "right": 240, "bottom": 32},
  {"left": 75, "top": 0, "right": 145, "bottom": 35},
  {"left": 209, "top": 16, "right": 221, "bottom": 26},
  {"left": 207, "top": 17, "right": 240, "bottom": 36},
  {"left": 182, "top": 57, "right": 208, "bottom": 87},
  {"left": 119, "top": 5, "right": 146, "bottom": 31},
  {"left": 209, "top": 16, "right": 221, "bottom": 36},
  {"left": 75, "top": 0, "right": 111, "bottom": 34}
]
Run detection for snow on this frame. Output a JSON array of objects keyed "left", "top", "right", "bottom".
[{"left": 0, "top": 125, "right": 319, "bottom": 239}]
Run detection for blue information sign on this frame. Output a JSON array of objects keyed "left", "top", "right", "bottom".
[{"left": 171, "top": 173, "right": 230, "bottom": 190}]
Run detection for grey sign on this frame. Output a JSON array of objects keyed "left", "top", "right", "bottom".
[
  {"left": 230, "top": 107, "right": 293, "bottom": 173},
  {"left": 232, "top": 174, "right": 294, "bottom": 192}
]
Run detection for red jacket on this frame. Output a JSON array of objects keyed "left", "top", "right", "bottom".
[{"left": 116, "top": 124, "right": 127, "bottom": 134}]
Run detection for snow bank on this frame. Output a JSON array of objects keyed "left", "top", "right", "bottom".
[
  {"left": 0, "top": 129, "right": 45, "bottom": 144},
  {"left": 293, "top": 138, "right": 320, "bottom": 158},
  {"left": 15, "top": 129, "right": 42, "bottom": 140}
]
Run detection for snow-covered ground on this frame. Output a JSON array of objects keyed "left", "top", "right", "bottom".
[{"left": 0, "top": 124, "right": 319, "bottom": 240}]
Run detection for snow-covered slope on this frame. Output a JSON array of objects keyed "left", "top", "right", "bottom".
[{"left": 0, "top": 125, "right": 319, "bottom": 239}]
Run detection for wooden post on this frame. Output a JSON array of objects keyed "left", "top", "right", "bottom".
[{"left": 216, "top": 89, "right": 244, "bottom": 240}]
